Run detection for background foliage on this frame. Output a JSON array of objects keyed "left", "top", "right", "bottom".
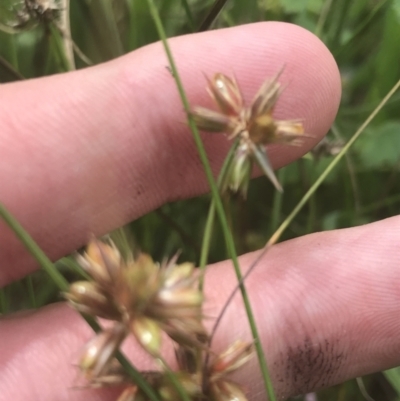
[{"left": 1, "top": 0, "right": 400, "bottom": 400}]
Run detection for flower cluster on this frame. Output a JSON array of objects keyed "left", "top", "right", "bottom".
[
  {"left": 190, "top": 71, "right": 305, "bottom": 195},
  {"left": 65, "top": 239, "right": 206, "bottom": 382},
  {"left": 66, "top": 238, "right": 255, "bottom": 401}
]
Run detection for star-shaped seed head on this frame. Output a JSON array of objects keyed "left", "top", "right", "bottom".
[{"left": 190, "top": 70, "right": 305, "bottom": 195}]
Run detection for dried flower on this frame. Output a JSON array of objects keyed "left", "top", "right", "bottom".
[
  {"left": 191, "top": 70, "right": 305, "bottom": 194},
  {"left": 66, "top": 238, "right": 207, "bottom": 379},
  {"left": 203, "top": 341, "right": 254, "bottom": 401},
  {"left": 79, "top": 323, "right": 128, "bottom": 381},
  {"left": 68, "top": 238, "right": 253, "bottom": 401}
]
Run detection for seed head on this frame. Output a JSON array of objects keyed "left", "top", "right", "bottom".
[
  {"left": 201, "top": 341, "right": 254, "bottom": 401},
  {"left": 191, "top": 70, "right": 305, "bottom": 194},
  {"left": 66, "top": 238, "right": 207, "bottom": 361}
]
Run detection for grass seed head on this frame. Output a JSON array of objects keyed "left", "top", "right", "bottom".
[
  {"left": 190, "top": 70, "right": 305, "bottom": 194},
  {"left": 65, "top": 281, "right": 121, "bottom": 320},
  {"left": 79, "top": 323, "right": 127, "bottom": 380}
]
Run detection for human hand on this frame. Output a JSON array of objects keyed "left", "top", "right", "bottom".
[{"left": 1, "top": 22, "right": 399, "bottom": 401}]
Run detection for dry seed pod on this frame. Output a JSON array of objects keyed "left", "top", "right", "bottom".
[
  {"left": 71, "top": 238, "right": 206, "bottom": 352},
  {"left": 81, "top": 239, "right": 122, "bottom": 287},
  {"left": 209, "top": 379, "right": 249, "bottom": 401},
  {"left": 206, "top": 74, "right": 243, "bottom": 115},
  {"left": 190, "top": 71, "right": 305, "bottom": 194},
  {"left": 65, "top": 281, "right": 121, "bottom": 320},
  {"left": 210, "top": 340, "right": 254, "bottom": 378},
  {"left": 130, "top": 316, "right": 162, "bottom": 355},
  {"left": 79, "top": 323, "right": 127, "bottom": 380}
]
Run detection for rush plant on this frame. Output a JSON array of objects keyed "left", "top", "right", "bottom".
[{"left": 1, "top": 1, "right": 400, "bottom": 401}]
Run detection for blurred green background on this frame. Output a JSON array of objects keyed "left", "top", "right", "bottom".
[{"left": 1, "top": 0, "right": 400, "bottom": 400}]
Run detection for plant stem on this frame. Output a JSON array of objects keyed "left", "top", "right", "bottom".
[
  {"left": 180, "top": 0, "right": 196, "bottom": 32},
  {"left": 198, "top": 0, "right": 229, "bottom": 31},
  {"left": 198, "top": 140, "right": 238, "bottom": 291},
  {"left": 26, "top": 276, "right": 37, "bottom": 308},
  {"left": 58, "top": 0, "right": 75, "bottom": 70},
  {"left": 270, "top": 168, "right": 285, "bottom": 233},
  {"left": 158, "top": 356, "right": 192, "bottom": 401},
  {"left": 145, "top": 3, "right": 276, "bottom": 400}
]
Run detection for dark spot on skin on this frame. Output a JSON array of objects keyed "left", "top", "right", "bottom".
[
  {"left": 273, "top": 336, "right": 347, "bottom": 398},
  {"left": 135, "top": 184, "right": 144, "bottom": 196}
]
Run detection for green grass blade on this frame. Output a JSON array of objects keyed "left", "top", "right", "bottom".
[{"left": 198, "top": 0, "right": 229, "bottom": 31}]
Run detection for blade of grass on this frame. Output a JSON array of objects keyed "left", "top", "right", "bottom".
[
  {"left": 0, "top": 55, "right": 25, "bottom": 80},
  {"left": 49, "top": 23, "right": 73, "bottom": 72},
  {"left": 25, "top": 276, "right": 37, "bottom": 308},
  {"left": 267, "top": 78, "right": 400, "bottom": 246},
  {"left": 95, "top": 0, "right": 124, "bottom": 58},
  {"left": 144, "top": 3, "right": 276, "bottom": 400},
  {"left": 180, "top": 0, "right": 196, "bottom": 32},
  {"left": 58, "top": 256, "right": 91, "bottom": 280},
  {"left": 0, "top": 287, "right": 8, "bottom": 313},
  {"left": 0, "top": 203, "right": 69, "bottom": 290},
  {"left": 270, "top": 168, "right": 285, "bottom": 233},
  {"left": 198, "top": 0, "right": 229, "bottom": 31},
  {"left": 0, "top": 203, "right": 160, "bottom": 401},
  {"left": 314, "top": 0, "right": 334, "bottom": 38},
  {"left": 158, "top": 356, "right": 192, "bottom": 401},
  {"left": 198, "top": 138, "right": 238, "bottom": 291},
  {"left": 58, "top": 0, "right": 75, "bottom": 70}
]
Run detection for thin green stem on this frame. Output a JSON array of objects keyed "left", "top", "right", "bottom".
[
  {"left": 58, "top": 0, "right": 75, "bottom": 70},
  {"left": 199, "top": 140, "right": 238, "bottom": 291},
  {"left": 97, "top": 0, "right": 124, "bottom": 58},
  {"left": 145, "top": 3, "right": 276, "bottom": 400},
  {"left": 198, "top": 0, "right": 229, "bottom": 31},
  {"left": 59, "top": 256, "right": 91, "bottom": 280},
  {"left": 268, "top": 78, "right": 400, "bottom": 246},
  {"left": 0, "top": 203, "right": 160, "bottom": 401},
  {"left": 0, "top": 55, "right": 24, "bottom": 80},
  {"left": 158, "top": 356, "right": 192, "bottom": 401},
  {"left": 0, "top": 288, "right": 7, "bottom": 314},
  {"left": 49, "top": 23, "right": 73, "bottom": 72},
  {"left": 180, "top": 0, "right": 196, "bottom": 32},
  {"left": 0, "top": 203, "right": 69, "bottom": 291},
  {"left": 270, "top": 168, "right": 285, "bottom": 233},
  {"left": 26, "top": 276, "right": 37, "bottom": 308},
  {"left": 314, "top": 0, "right": 334, "bottom": 38}
]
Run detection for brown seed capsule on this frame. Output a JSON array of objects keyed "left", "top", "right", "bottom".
[
  {"left": 206, "top": 74, "right": 243, "bottom": 116},
  {"left": 65, "top": 281, "right": 121, "bottom": 320},
  {"left": 130, "top": 317, "right": 161, "bottom": 355},
  {"left": 191, "top": 107, "right": 235, "bottom": 133},
  {"left": 79, "top": 323, "right": 127, "bottom": 380},
  {"left": 222, "top": 142, "right": 253, "bottom": 197},
  {"left": 210, "top": 341, "right": 254, "bottom": 377},
  {"left": 76, "top": 239, "right": 122, "bottom": 288}
]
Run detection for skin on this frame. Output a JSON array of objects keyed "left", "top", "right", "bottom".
[{"left": 0, "top": 22, "right": 399, "bottom": 401}]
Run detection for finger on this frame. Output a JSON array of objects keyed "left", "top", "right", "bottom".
[
  {"left": 0, "top": 22, "right": 341, "bottom": 284},
  {"left": 1, "top": 216, "right": 400, "bottom": 401}
]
